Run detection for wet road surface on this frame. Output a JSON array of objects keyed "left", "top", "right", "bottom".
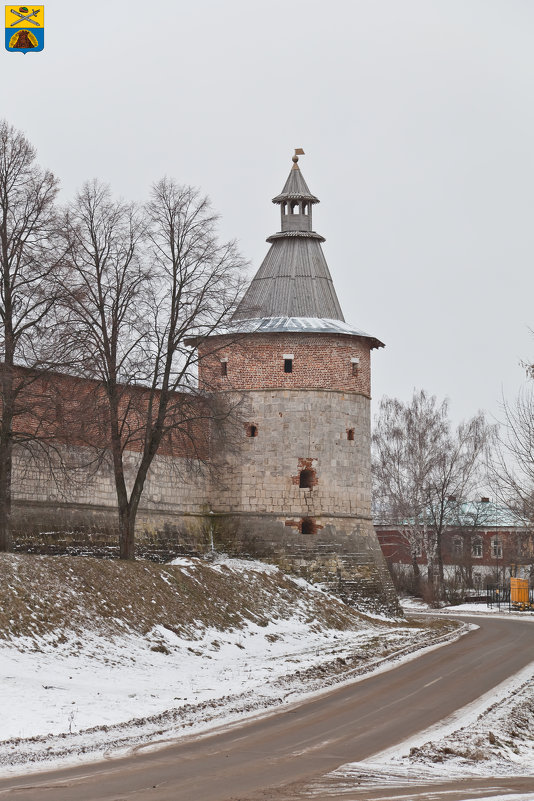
[{"left": 0, "top": 616, "right": 532, "bottom": 800}]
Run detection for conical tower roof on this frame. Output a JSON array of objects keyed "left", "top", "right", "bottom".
[
  {"left": 271, "top": 160, "right": 319, "bottom": 204},
  {"left": 230, "top": 151, "right": 384, "bottom": 348},
  {"left": 233, "top": 151, "right": 344, "bottom": 322}
]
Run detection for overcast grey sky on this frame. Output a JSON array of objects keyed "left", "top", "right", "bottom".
[{"left": 2, "top": 0, "right": 534, "bottom": 427}]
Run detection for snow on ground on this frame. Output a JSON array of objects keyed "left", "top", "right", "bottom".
[{"left": 0, "top": 554, "right": 461, "bottom": 775}]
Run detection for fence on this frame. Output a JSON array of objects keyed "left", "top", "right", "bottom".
[{"left": 486, "top": 584, "right": 534, "bottom": 610}]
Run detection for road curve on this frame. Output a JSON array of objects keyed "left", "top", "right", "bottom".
[{"left": 0, "top": 616, "right": 533, "bottom": 801}]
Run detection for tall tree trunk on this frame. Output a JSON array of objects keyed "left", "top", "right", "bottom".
[
  {"left": 411, "top": 553, "right": 421, "bottom": 593},
  {"left": 0, "top": 354, "right": 14, "bottom": 552},
  {"left": 436, "top": 530, "right": 445, "bottom": 593},
  {"left": 118, "top": 507, "right": 136, "bottom": 560},
  {"left": 0, "top": 435, "right": 12, "bottom": 551}
]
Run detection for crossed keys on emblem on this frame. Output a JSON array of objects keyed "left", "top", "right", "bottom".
[{"left": 9, "top": 8, "right": 41, "bottom": 27}]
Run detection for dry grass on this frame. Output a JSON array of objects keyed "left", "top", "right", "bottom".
[{"left": 0, "top": 554, "right": 371, "bottom": 644}]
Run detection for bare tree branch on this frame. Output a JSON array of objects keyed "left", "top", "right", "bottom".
[{"left": 60, "top": 178, "right": 248, "bottom": 559}]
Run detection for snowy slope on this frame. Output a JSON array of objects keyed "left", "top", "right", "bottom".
[{"left": 0, "top": 553, "right": 459, "bottom": 774}]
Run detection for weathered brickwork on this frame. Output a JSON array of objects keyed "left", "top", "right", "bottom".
[
  {"left": 210, "top": 389, "right": 372, "bottom": 518},
  {"left": 198, "top": 333, "right": 371, "bottom": 396},
  {"left": 210, "top": 513, "right": 399, "bottom": 615},
  {"left": 10, "top": 444, "right": 209, "bottom": 543},
  {"left": 204, "top": 383, "right": 400, "bottom": 615}
]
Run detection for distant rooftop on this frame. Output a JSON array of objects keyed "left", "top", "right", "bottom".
[{"left": 374, "top": 500, "right": 529, "bottom": 529}]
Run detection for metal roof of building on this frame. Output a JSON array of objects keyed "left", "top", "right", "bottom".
[
  {"left": 374, "top": 500, "right": 529, "bottom": 529},
  {"left": 233, "top": 153, "right": 343, "bottom": 323},
  {"left": 230, "top": 152, "right": 384, "bottom": 349},
  {"left": 234, "top": 236, "right": 344, "bottom": 321},
  {"left": 271, "top": 162, "right": 319, "bottom": 204}
]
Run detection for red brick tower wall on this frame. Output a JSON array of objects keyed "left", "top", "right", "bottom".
[{"left": 198, "top": 333, "right": 371, "bottom": 395}]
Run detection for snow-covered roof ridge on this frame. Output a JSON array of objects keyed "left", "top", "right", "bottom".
[{"left": 211, "top": 316, "right": 384, "bottom": 347}]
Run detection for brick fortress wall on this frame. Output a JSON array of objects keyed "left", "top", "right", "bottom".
[{"left": 5, "top": 367, "right": 212, "bottom": 559}]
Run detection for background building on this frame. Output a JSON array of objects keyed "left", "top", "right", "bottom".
[{"left": 376, "top": 498, "right": 533, "bottom": 590}]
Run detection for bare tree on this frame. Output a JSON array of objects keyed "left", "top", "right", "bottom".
[
  {"left": 372, "top": 390, "right": 490, "bottom": 593},
  {"left": 491, "top": 386, "right": 534, "bottom": 524},
  {"left": 61, "top": 179, "right": 247, "bottom": 559},
  {"left": 444, "top": 500, "right": 494, "bottom": 590},
  {"left": 0, "top": 120, "right": 64, "bottom": 550}
]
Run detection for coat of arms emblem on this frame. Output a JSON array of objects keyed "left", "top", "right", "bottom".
[{"left": 5, "top": 5, "right": 44, "bottom": 53}]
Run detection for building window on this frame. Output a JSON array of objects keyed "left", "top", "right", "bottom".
[
  {"left": 245, "top": 424, "right": 258, "bottom": 438},
  {"left": 299, "top": 468, "right": 314, "bottom": 489},
  {"left": 491, "top": 537, "right": 502, "bottom": 559},
  {"left": 412, "top": 541, "right": 423, "bottom": 558},
  {"left": 301, "top": 517, "right": 316, "bottom": 535},
  {"left": 347, "top": 428, "right": 355, "bottom": 441},
  {"left": 283, "top": 354, "right": 294, "bottom": 373},
  {"left": 220, "top": 360, "right": 228, "bottom": 376},
  {"left": 472, "top": 538, "right": 483, "bottom": 558},
  {"left": 351, "top": 357, "right": 360, "bottom": 376},
  {"left": 453, "top": 536, "right": 463, "bottom": 556}
]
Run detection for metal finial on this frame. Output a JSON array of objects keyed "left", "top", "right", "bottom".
[{"left": 293, "top": 148, "right": 305, "bottom": 168}]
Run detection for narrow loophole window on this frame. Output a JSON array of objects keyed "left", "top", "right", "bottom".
[
  {"left": 347, "top": 429, "right": 355, "bottom": 441},
  {"left": 351, "top": 362, "right": 359, "bottom": 376},
  {"left": 301, "top": 517, "right": 316, "bottom": 535},
  {"left": 220, "top": 361, "right": 228, "bottom": 376},
  {"left": 246, "top": 424, "right": 258, "bottom": 438},
  {"left": 299, "top": 468, "right": 314, "bottom": 489},
  {"left": 284, "top": 358, "right": 293, "bottom": 373}
]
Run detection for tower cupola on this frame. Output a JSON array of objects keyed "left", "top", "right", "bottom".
[
  {"left": 232, "top": 149, "right": 345, "bottom": 323},
  {"left": 273, "top": 148, "right": 319, "bottom": 234}
]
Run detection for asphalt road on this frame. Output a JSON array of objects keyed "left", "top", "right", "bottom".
[{"left": 0, "top": 616, "right": 533, "bottom": 801}]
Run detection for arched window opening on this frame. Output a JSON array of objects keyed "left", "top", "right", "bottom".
[
  {"left": 245, "top": 423, "right": 258, "bottom": 438},
  {"left": 299, "top": 468, "right": 314, "bottom": 489},
  {"left": 347, "top": 428, "right": 355, "bottom": 441},
  {"left": 303, "top": 203, "right": 308, "bottom": 215},
  {"left": 301, "top": 517, "right": 316, "bottom": 535}
]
